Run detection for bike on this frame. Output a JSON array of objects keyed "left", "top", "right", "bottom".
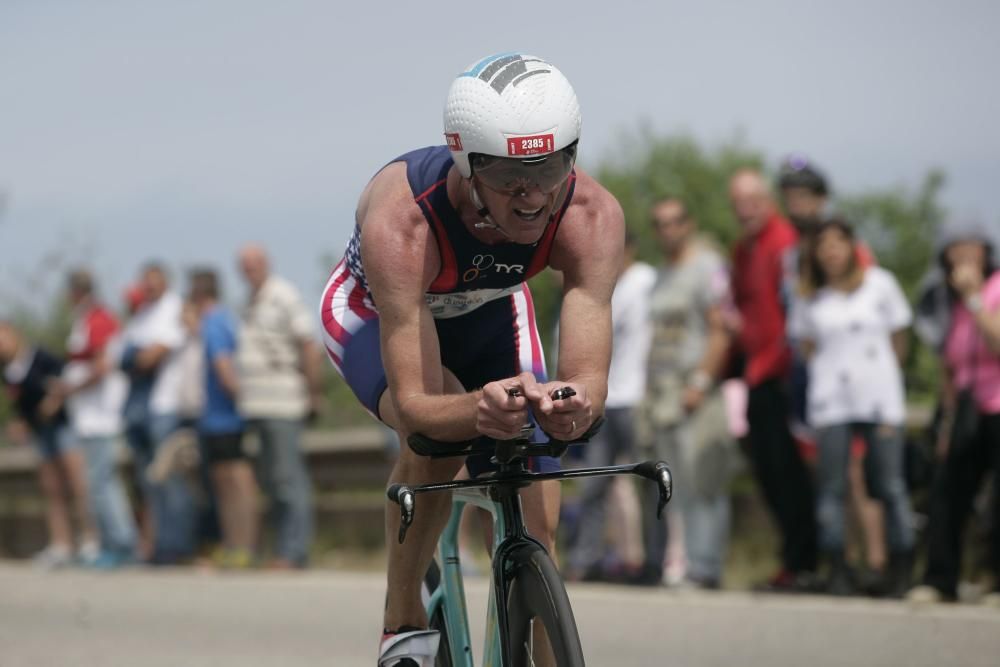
[{"left": 387, "top": 388, "right": 673, "bottom": 666}]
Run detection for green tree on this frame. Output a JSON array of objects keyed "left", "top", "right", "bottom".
[
  {"left": 836, "top": 170, "right": 945, "bottom": 298},
  {"left": 593, "top": 128, "right": 766, "bottom": 262}
]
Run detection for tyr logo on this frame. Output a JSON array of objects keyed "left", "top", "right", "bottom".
[
  {"left": 462, "top": 255, "right": 525, "bottom": 281},
  {"left": 494, "top": 263, "right": 524, "bottom": 275}
]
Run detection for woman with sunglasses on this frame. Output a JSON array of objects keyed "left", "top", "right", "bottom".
[{"left": 787, "top": 218, "right": 916, "bottom": 597}]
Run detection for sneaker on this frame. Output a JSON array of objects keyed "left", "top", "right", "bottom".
[
  {"left": 76, "top": 540, "right": 101, "bottom": 567},
  {"left": 906, "top": 584, "right": 946, "bottom": 605},
  {"left": 212, "top": 547, "right": 255, "bottom": 570},
  {"left": 672, "top": 574, "right": 721, "bottom": 592},
  {"left": 378, "top": 628, "right": 440, "bottom": 667},
  {"left": 88, "top": 550, "right": 134, "bottom": 570},
  {"left": 32, "top": 544, "right": 73, "bottom": 570}
]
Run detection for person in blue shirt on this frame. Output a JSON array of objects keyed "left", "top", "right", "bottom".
[{"left": 189, "top": 269, "right": 258, "bottom": 568}]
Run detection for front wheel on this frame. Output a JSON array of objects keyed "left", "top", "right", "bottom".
[{"left": 506, "top": 543, "right": 585, "bottom": 666}]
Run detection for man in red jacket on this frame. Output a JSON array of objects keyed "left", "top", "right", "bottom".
[{"left": 729, "top": 168, "right": 818, "bottom": 592}]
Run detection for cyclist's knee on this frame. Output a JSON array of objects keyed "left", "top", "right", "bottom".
[{"left": 392, "top": 446, "right": 463, "bottom": 483}]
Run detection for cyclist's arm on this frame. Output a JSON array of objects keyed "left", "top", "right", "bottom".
[
  {"left": 548, "top": 169, "right": 625, "bottom": 421},
  {"left": 359, "top": 165, "right": 483, "bottom": 441}
]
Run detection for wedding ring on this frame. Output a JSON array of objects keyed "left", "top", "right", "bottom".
[{"left": 571, "top": 420, "right": 577, "bottom": 431}]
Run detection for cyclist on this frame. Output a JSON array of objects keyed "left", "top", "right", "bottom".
[{"left": 319, "top": 53, "right": 624, "bottom": 666}]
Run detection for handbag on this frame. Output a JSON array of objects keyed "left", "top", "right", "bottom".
[
  {"left": 947, "top": 327, "right": 982, "bottom": 454},
  {"left": 948, "top": 387, "right": 980, "bottom": 454}
]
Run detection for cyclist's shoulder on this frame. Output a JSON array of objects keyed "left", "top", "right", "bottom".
[
  {"left": 357, "top": 161, "right": 427, "bottom": 236},
  {"left": 552, "top": 167, "right": 624, "bottom": 271},
  {"left": 564, "top": 166, "right": 622, "bottom": 221}
]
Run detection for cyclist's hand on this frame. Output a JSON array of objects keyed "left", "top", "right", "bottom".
[
  {"left": 525, "top": 377, "right": 593, "bottom": 441},
  {"left": 477, "top": 379, "right": 530, "bottom": 439}
]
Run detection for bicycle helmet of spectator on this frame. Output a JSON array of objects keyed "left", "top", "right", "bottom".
[
  {"left": 444, "top": 53, "right": 581, "bottom": 195},
  {"left": 777, "top": 155, "right": 829, "bottom": 197}
]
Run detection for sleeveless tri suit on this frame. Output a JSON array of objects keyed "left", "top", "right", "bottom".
[{"left": 320, "top": 146, "right": 576, "bottom": 474}]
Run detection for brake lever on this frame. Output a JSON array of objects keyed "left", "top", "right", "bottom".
[
  {"left": 633, "top": 461, "right": 673, "bottom": 519},
  {"left": 387, "top": 484, "right": 415, "bottom": 544}
]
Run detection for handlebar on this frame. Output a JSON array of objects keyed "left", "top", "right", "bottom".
[{"left": 406, "top": 386, "right": 603, "bottom": 461}]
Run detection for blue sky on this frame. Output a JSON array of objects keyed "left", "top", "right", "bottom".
[{"left": 2, "top": 0, "right": 998, "bottom": 314}]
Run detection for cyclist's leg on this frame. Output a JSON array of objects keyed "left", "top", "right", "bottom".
[
  {"left": 522, "top": 480, "right": 561, "bottom": 560},
  {"left": 380, "top": 369, "right": 467, "bottom": 633}
]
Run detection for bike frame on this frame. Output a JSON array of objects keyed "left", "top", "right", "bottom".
[
  {"left": 427, "top": 487, "right": 504, "bottom": 667},
  {"left": 416, "top": 461, "right": 672, "bottom": 666}
]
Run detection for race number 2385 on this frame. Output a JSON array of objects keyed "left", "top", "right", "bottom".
[{"left": 507, "top": 134, "right": 554, "bottom": 156}]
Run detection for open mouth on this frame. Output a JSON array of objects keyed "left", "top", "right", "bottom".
[{"left": 513, "top": 206, "right": 545, "bottom": 222}]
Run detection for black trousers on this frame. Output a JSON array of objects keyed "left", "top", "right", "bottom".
[
  {"left": 746, "top": 379, "right": 818, "bottom": 573},
  {"left": 923, "top": 412, "right": 1000, "bottom": 597}
]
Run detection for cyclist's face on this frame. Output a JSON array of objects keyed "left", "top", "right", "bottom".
[{"left": 471, "top": 148, "right": 575, "bottom": 244}]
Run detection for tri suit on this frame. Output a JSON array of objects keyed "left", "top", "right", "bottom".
[{"left": 320, "top": 145, "right": 576, "bottom": 475}]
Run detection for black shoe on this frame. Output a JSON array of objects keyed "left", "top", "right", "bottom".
[
  {"left": 625, "top": 563, "right": 664, "bottom": 587},
  {"left": 825, "top": 554, "right": 855, "bottom": 597},
  {"left": 886, "top": 552, "right": 914, "bottom": 599},
  {"left": 855, "top": 566, "right": 889, "bottom": 598}
]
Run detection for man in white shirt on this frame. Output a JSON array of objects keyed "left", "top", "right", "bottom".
[
  {"left": 120, "top": 262, "right": 197, "bottom": 564},
  {"left": 567, "top": 232, "right": 656, "bottom": 582},
  {"left": 237, "top": 246, "right": 319, "bottom": 568}
]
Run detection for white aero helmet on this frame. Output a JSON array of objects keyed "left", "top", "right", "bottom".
[{"left": 443, "top": 53, "right": 582, "bottom": 180}]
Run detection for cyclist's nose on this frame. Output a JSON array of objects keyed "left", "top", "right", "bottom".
[{"left": 512, "top": 187, "right": 547, "bottom": 207}]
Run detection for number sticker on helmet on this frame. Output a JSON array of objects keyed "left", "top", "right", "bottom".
[{"left": 506, "top": 134, "right": 554, "bottom": 157}]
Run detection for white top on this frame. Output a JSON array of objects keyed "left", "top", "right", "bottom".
[
  {"left": 787, "top": 266, "right": 912, "bottom": 427},
  {"left": 606, "top": 262, "right": 657, "bottom": 408},
  {"left": 63, "top": 358, "right": 128, "bottom": 438},
  {"left": 237, "top": 275, "right": 315, "bottom": 419},
  {"left": 120, "top": 291, "right": 186, "bottom": 416},
  {"left": 62, "top": 307, "right": 127, "bottom": 437}
]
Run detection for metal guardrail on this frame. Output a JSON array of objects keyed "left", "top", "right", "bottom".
[{"left": 0, "top": 427, "right": 395, "bottom": 558}]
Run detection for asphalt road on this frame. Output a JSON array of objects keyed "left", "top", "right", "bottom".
[{"left": 2, "top": 562, "right": 998, "bottom": 666}]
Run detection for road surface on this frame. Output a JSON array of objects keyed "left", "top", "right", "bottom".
[{"left": 1, "top": 562, "right": 997, "bottom": 666}]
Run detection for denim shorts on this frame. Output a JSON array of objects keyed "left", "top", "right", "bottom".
[{"left": 33, "top": 425, "right": 78, "bottom": 462}]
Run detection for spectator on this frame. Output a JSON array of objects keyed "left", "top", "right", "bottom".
[
  {"left": 729, "top": 168, "right": 818, "bottom": 591},
  {"left": 236, "top": 245, "right": 317, "bottom": 569},
  {"left": 642, "top": 197, "right": 737, "bottom": 589},
  {"left": 567, "top": 231, "right": 654, "bottom": 583},
  {"left": 776, "top": 155, "right": 831, "bottom": 236},
  {"left": 145, "top": 299, "right": 219, "bottom": 550},
  {"left": 189, "top": 269, "right": 258, "bottom": 569},
  {"left": 909, "top": 219, "right": 1000, "bottom": 606},
  {"left": 788, "top": 219, "right": 915, "bottom": 596},
  {"left": 777, "top": 157, "right": 888, "bottom": 589},
  {"left": 120, "top": 262, "right": 197, "bottom": 564},
  {"left": 58, "top": 269, "right": 137, "bottom": 567},
  {"left": 0, "top": 321, "right": 98, "bottom": 568}
]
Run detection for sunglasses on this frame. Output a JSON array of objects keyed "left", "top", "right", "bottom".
[{"left": 471, "top": 143, "right": 577, "bottom": 196}]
